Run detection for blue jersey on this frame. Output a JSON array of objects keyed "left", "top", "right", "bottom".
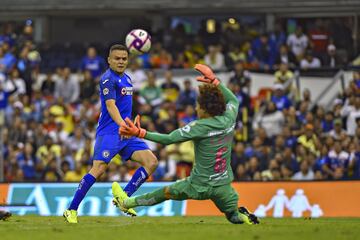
[
  {"left": 96, "top": 69, "right": 133, "bottom": 136},
  {"left": 271, "top": 95, "right": 292, "bottom": 111},
  {"left": 81, "top": 56, "right": 106, "bottom": 78}
]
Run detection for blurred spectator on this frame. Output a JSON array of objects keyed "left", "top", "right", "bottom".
[
  {"left": 17, "top": 23, "right": 34, "bottom": 48},
  {"left": 54, "top": 67, "right": 80, "bottom": 103},
  {"left": 297, "top": 124, "right": 320, "bottom": 156},
  {"left": 270, "top": 23, "right": 287, "bottom": 50},
  {"left": 229, "top": 61, "right": 251, "bottom": 94},
  {"left": 161, "top": 70, "right": 180, "bottom": 102},
  {"left": 180, "top": 105, "right": 196, "bottom": 125},
  {"left": 64, "top": 162, "right": 86, "bottom": 182},
  {"left": 322, "top": 44, "right": 342, "bottom": 68},
  {"left": 36, "top": 135, "right": 61, "bottom": 167},
  {"left": 40, "top": 73, "right": 56, "bottom": 98},
  {"left": 254, "top": 102, "right": 285, "bottom": 138},
  {"left": 17, "top": 47, "right": 34, "bottom": 97},
  {"left": 322, "top": 141, "right": 349, "bottom": 179},
  {"left": 152, "top": 149, "right": 176, "bottom": 181},
  {"left": 251, "top": 33, "right": 276, "bottom": 70},
  {"left": 300, "top": 88, "right": 313, "bottom": 107},
  {"left": 271, "top": 84, "right": 292, "bottom": 111},
  {"left": 150, "top": 44, "right": 173, "bottom": 69},
  {"left": 274, "top": 44, "right": 298, "bottom": 69},
  {"left": 80, "top": 47, "right": 106, "bottom": 80},
  {"left": 328, "top": 119, "right": 346, "bottom": 140},
  {"left": 292, "top": 160, "right": 314, "bottom": 180},
  {"left": 204, "top": 45, "right": 225, "bottom": 71},
  {"left": 274, "top": 63, "right": 294, "bottom": 85},
  {"left": 308, "top": 19, "right": 330, "bottom": 55},
  {"left": 41, "top": 155, "right": 61, "bottom": 181},
  {"left": 300, "top": 50, "right": 322, "bottom": 69},
  {"left": 231, "top": 83, "right": 251, "bottom": 110},
  {"left": 177, "top": 79, "right": 197, "bottom": 109},
  {"left": 247, "top": 156, "right": 262, "bottom": 180},
  {"left": 139, "top": 71, "right": 162, "bottom": 107},
  {"left": 341, "top": 96, "right": 360, "bottom": 136},
  {"left": 172, "top": 52, "right": 189, "bottom": 69},
  {"left": 125, "top": 60, "right": 147, "bottom": 92},
  {"left": 7, "top": 69, "right": 25, "bottom": 96},
  {"left": 66, "top": 128, "right": 86, "bottom": 153},
  {"left": 231, "top": 142, "right": 247, "bottom": 174},
  {"left": 16, "top": 143, "right": 37, "bottom": 180},
  {"left": 0, "top": 42, "right": 16, "bottom": 73},
  {"left": 0, "top": 79, "right": 17, "bottom": 126},
  {"left": 79, "top": 70, "right": 96, "bottom": 101},
  {"left": 321, "top": 111, "right": 334, "bottom": 133},
  {"left": 274, "top": 63, "right": 295, "bottom": 95},
  {"left": 226, "top": 45, "right": 246, "bottom": 68},
  {"left": 287, "top": 26, "right": 309, "bottom": 59}
]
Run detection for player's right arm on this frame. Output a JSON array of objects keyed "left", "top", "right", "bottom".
[
  {"left": 101, "top": 77, "right": 125, "bottom": 127},
  {"left": 105, "top": 99, "right": 125, "bottom": 126}
]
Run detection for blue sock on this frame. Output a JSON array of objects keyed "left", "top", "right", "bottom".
[
  {"left": 124, "top": 167, "right": 149, "bottom": 196},
  {"left": 69, "top": 173, "right": 96, "bottom": 210}
]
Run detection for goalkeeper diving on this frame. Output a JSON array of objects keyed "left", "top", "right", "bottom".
[{"left": 112, "top": 64, "right": 259, "bottom": 224}]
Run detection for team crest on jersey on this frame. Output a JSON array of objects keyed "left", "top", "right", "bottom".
[
  {"left": 102, "top": 150, "right": 110, "bottom": 158},
  {"left": 103, "top": 88, "right": 109, "bottom": 95},
  {"left": 121, "top": 87, "right": 133, "bottom": 96},
  {"left": 181, "top": 125, "right": 191, "bottom": 133}
]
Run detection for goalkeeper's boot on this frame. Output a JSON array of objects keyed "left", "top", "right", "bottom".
[
  {"left": 238, "top": 206, "right": 260, "bottom": 225},
  {"left": 112, "top": 182, "right": 137, "bottom": 217},
  {"left": 63, "top": 209, "right": 78, "bottom": 223},
  {"left": 0, "top": 211, "right": 11, "bottom": 221}
]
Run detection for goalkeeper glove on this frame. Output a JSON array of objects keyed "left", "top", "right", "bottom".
[
  {"left": 120, "top": 115, "right": 147, "bottom": 138},
  {"left": 194, "top": 64, "right": 220, "bottom": 86}
]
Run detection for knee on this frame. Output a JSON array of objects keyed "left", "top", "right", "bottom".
[
  {"left": 89, "top": 162, "right": 107, "bottom": 178},
  {"left": 164, "top": 187, "right": 171, "bottom": 200},
  {"left": 144, "top": 155, "right": 158, "bottom": 172}
]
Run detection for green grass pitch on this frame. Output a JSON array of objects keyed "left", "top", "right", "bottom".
[{"left": 1, "top": 216, "right": 359, "bottom": 240}]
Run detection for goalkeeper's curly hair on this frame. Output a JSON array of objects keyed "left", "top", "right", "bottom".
[{"left": 198, "top": 84, "right": 226, "bottom": 117}]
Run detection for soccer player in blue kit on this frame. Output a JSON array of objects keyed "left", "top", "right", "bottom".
[{"left": 64, "top": 44, "right": 158, "bottom": 223}]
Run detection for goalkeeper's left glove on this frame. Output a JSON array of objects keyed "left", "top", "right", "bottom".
[
  {"left": 119, "top": 115, "right": 147, "bottom": 138},
  {"left": 194, "top": 64, "right": 220, "bottom": 86}
]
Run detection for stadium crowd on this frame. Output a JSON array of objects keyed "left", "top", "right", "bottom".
[{"left": 0, "top": 19, "right": 360, "bottom": 183}]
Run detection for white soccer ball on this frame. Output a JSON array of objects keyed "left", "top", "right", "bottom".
[{"left": 125, "top": 29, "right": 151, "bottom": 55}]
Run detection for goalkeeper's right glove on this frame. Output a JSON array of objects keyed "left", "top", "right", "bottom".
[
  {"left": 120, "top": 115, "right": 147, "bottom": 138},
  {"left": 194, "top": 64, "right": 220, "bottom": 86}
]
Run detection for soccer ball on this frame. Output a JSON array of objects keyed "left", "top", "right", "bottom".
[{"left": 125, "top": 29, "right": 151, "bottom": 55}]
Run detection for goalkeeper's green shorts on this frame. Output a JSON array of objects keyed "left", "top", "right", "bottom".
[{"left": 168, "top": 177, "right": 238, "bottom": 214}]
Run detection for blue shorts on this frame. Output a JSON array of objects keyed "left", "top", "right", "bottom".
[{"left": 93, "top": 134, "right": 150, "bottom": 163}]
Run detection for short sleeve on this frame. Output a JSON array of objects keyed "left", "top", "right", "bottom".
[{"left": 100, "top": 78, "right": 116, "bottom": 101}]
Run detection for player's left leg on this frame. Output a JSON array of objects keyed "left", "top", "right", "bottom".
[
  {"left": 211, "top": 184, "right": 259, "bottom": 225},
  {"left": 113, "top": 177, "right": 196, "bottom": 212},
  {"left": 120, "top": 138, "right": 158, "bottom": 197}
]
